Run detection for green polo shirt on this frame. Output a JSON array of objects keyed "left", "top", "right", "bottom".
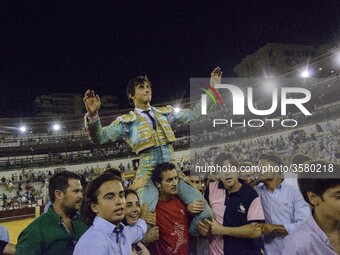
[{"left": 15, "top": 207, "right": 88, "bottom": 255}]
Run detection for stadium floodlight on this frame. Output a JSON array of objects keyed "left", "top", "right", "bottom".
[
  {"left": 174, "top": 107, "right": 181, "bottom": 113},
  {"left": 262, "top": 71, "right": 276, "bottom": 79},
  {"left": 19, "top": 126, "right": 27, "bottom": 133},
  {"left": 53, "top": 124, "right": 60, "bottom": 131},
  {"left": 300, "top": 69, "right": 311, "bottom": 78},
  {"left": 333, "top": 51, "right": 340, "bottom": 66},
  {"left": 260, "top": 78, "right": 279, "bottom": 95},
  {"left": 262, "top": 79, "right": 277, "bottom": 88}
]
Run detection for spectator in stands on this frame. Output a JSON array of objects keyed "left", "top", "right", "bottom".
[
  {"left": 74, "top": 173, "right": 147, "bottom": 255},
  {"left": 15, "top": 171, "right": 88, "bottom": 255},
  {"left": 83, "top": 68, "right": 221, "bottom": 235},
  {"left": 148, "top": 162, "right": 193, "bottom": 254},
  {"left": 254, "top": 153, "right": 310, "bottom": 255},
  {"left": 1, "top": 177, "right": 5, "bottom": 188},
  {"left": 282, "top": 161, "right": 340, "bottom": 254},
  {"left": 7, "top": 182, "right": 12, "bottom": 193},
  {"left": 2, "top": 194, "right": 6, "bottom": 208},
  {"left": 199, "top": 152, "right": 265, "bottom": 255}
]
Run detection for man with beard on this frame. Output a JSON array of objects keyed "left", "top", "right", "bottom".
[
  {"left": 15, "top": 171, "right": 88, "bottom": 255},
  {"left": 148, "top": 162, "right": 194, "bottom": 254}
]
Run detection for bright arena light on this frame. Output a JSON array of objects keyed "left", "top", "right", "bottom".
[
  {"left": 20, "top": 126, "right": 26, "bottom": 133},
  {"left": 300, "top": 69, "right": 311, "bottom": 78},
  {"left": 262, "top": 79, "right": 277, "bottom": 88},
  {"left": 53, "top": 124, "right": 60, "bottom": 131},
  {"left": 174, "top": 107, "right": 181, "bottom": 113},
  {"left": 334, "top": 51, "right": 340, "bottom": 66}
]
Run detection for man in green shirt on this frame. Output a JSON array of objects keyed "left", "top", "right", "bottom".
[{"left": 15, "top": 171, "right": 88, "bottom": 255}]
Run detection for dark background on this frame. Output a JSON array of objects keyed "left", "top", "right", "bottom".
[{"left": 1, "top": 0, "right": 339, "bottom": 117}]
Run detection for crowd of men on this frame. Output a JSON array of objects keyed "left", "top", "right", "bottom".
[
  {"left": 0, "top": 151, "right": 337, "bottom": 255},
  {"left": 1, "top": 68, "right": 340, "bottom": 255}
]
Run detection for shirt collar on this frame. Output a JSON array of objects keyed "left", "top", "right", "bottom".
[
  {"left": 48, "top": 206, "right": 79, "bottom": 223},
  {"left": 217, "top": 180, "right": 224, "bottom": 189},
  {"left": 135, "top": 107, "right": 152, "bottom": 115},
  {"left": 235, "top": 179, "right": 249, "bottom": 196},
  {"left": 218, "top": 179, "right": 248, "bottom": 196},
  {"left": 47, "top": 206, "right": 61, "bottom": 221},
  {"left": 259, "top": 179, "right": 285, "bottom": 191},
  {"left": 93, "top": 216, "right": 124, "bottom": 236},
  {"left": 307, "top": 214, "right": 333, "bottom": 248}
]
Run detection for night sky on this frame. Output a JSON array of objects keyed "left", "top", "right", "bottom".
[{"left": 1, "top": 0, "right": 340, "bottom": 117}]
